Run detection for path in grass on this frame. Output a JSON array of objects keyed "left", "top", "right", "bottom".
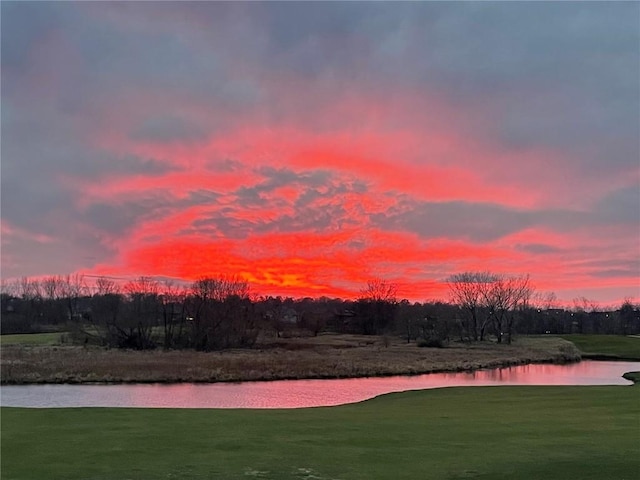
[{"left": 2, "top": 385, "right": 638, "bottom": 480}]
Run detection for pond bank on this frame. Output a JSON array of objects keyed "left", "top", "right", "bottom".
[
  {"left": 4, "top": 361, "right": 637, "bottom": 409},
  {"left": 0, "top": 335, "right": 582, "bottom": 385}
]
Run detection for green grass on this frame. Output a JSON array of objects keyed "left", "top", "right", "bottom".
[
  {"left": 2, "top": 385, "right": 639, "bottom": 479},
  {"left": 622, "top": 371, "right": 640, "bottom": 384},
  {"left": 560, "top": 334, "right": 640, "bottom": 360},
  {"left": 0, "top": 332, "right": 63, "bottom": 346}
]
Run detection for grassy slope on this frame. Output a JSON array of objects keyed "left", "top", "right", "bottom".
[
  {"left": 622, "top": 371, "right": 640, "bottom": 383},
  {"left": 2, "top": 385, "right": 639, "bottom": 480},
  {"left": 560, "top": 334, "right": 640, "bottom": 360}
]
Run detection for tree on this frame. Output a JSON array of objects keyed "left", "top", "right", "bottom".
[
  {"left": 396, "top": 299, "right": 418, "bottom": 343},
  {"left": 447, "top": 272, "right": 496, "bottom": 341},
  {"left": 571, "top": 297, "right": 599, "bottom": 333},
  {"left": 95, "top": 277, "right": 119, "bottom": 295},
  {"left": 360, "top": 278, "right": 398, "bottom": 303},
  {"left": 188, "top": 275, "right": 254, "bottom": 350},
  {"left": 356, "top": 278, "right": 398, "bottom": 335},
  {"left": 88, "top": 287, "right": 123, "bottom": 346},
  {"left": 18, "top": 276, "right": 42, "bottom": 301},
  {"left": 297, "top": 299, "right": 327, "bottom": 337},
  {"left": 483, "top": 274, "right": 532, "bottom": 344},
  {"left": 532, "top": 291, "right": 557, "bottom": 310},
  {"left": 41, "top": 276, "right": 67, "bottom": 324},
  {"left": 159, "top": 281, "right": 188, "bottom": 349},
  {"left": 0, "top": 279, "right": 18, "bottom": 297},
  {"left": 118, "top": 276, "right": 160, "bottom": 349},
  {"left": 17, "top": 277, "right": 44, "bottom": 329},
  {"left": 618, "top": 299, "right": 638, "bottom": 335},
  {"left": 448, "top": 272, "right": 533, "bottom": 343},
  {"left": 59, "top": 274, "right": 88, "bottom": 322},
  {"left": 41, "top": 276, "right": 63, "bottom": 300},
  {"left": 87, "top": 276, "right": 160, "bottom": 349}
]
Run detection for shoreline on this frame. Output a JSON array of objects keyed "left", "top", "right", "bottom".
[
  {"left": 1, "top": 357, "right": 582, "bottom": 386},
  {"left": 1, "top": 335, "right": 583, "bottom": 385}
]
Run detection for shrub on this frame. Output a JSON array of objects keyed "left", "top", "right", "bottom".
[{"left": 417, "top": 337, "right": 445, "bottom": 348}]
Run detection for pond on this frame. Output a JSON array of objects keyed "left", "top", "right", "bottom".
[{"left": 1, "top": 360, "right": 637, "bottom": 409}]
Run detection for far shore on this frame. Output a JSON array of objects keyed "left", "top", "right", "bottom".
[{"left": 0, "top": 334, "right": 583, "bottom": 385}]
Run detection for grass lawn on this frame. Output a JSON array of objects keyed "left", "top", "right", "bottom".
[
  {"left": 623, "top": 371, "right": 640, "bottom": 383},
  {"left": 0, "top": 332, "right": 63, "bottom": 346},
  {"left": 2, "top": 385, "right": 638, "bottom": 480},
  {"left": 560, "top": 334, "right": 640, "bottom": 360}
]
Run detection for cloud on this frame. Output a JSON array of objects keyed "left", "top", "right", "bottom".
[
  {"left": 372, "top": 199, "right": 532, "bottom": 243},
  {"left": 1, "top": 2, "right": 638, "bottom": 304},
  {"left": 514, "top": 244, "right": 563, "bottom": 255},
  {"left": 593, "top": 186, "right": 640, "bottom": 224},
  {"left": 130, "top": 116, "right": 207, "bottom": 144}
]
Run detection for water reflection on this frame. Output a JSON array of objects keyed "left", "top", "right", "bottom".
[{"left": 2, "top": 361, "right": 637, "bottom": 409}]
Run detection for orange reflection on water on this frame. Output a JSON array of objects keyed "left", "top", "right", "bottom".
[
  {"left": 123, "top": 360, "right": 640, "bottom": 409},
  {"left": 2, "top": 361, "right": 637, "bottom": 409}
]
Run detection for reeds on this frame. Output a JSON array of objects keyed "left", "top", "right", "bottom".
[{"left": 0, "top": 334, "right": 581, "bottom": 384}]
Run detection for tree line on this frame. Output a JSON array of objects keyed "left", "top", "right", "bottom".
[{"left": 1, "top": 273, "right": 638, "bottom": 350}]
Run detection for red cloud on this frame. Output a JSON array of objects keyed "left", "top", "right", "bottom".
[{"left": 68, "top": 75, "right": 637, "bottom": 305}]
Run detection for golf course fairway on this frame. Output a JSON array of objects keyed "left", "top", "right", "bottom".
[{"left": 2, "top": 384, "right": 638, "bottom": 479}]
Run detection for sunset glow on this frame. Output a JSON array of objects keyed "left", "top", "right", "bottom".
[{"left": 2, "top": 2, "right": 638, "bottom": 305}]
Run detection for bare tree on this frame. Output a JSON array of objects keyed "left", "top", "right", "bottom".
[
  {"left": 192, "top": 275, "right": 250, "bottom": 303},
  {"left": 86, "top": 276, "right": 159, "bottom": 349},
  {"left": 572, "top": 296, "right": 599, "bottom": 313},
  {"left": 41, "top": 276, "right": 63, "bottom": 300},
  {"left": 449, "top": 272, "right": 533, "bottom": 343},
  {"left": 40, "top": 276, "right": 67, "bottom": 324},
  {"left": 159, "top": 281, "right": 188, "bottom": 349},
  {"left": 360, "top": 278, "right": 398, "bottom": 303},
  {"left": 527, "top": 291, "right": 559, "bottom": 334},
  {"left": 18, "top": 277, "right": 42, "bottom": 301},
  {"left": 124, "top": 276, "right": 159, "bottom": 298},
  {"left": 16, "top": 277, "right": 44, "bottom": 328},
  {"left": 189, "top": 275, "right": 254, "bottom": 350},
  {"left": 59, "top": 274, "right": 88, "bottom": 322},
  {"left": 95, "top": 277, "right": 119, "bottom": 296},
  {"left": 571, "top": 296, "right": 599, "bottom": 334},
  {"left": 117, "top": 276, "right": 160, "bottom": 349},
  {"left": 447, "top": 272, "right": 496, "bottom": 341},
  {"left": 356, "top": 278, "right": 398, "bottom": 335},
  {"left": 88, "top": 281, "right": 123, "bottom": 346},
  {"left": 619, "top": 299, "right": 639, "bottom": 335},
  {"left": 532, "top": 291, "right": 557, "bottom": 311},
  {"left": 483, "top": 274, "right": 533, "bottom": 344},
  {"left": 0, "top": 279, "right": 18, "bottom": 297}
]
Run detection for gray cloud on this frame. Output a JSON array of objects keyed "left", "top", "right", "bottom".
[
  {"left": 593, "top": 186, "right": 640, "bottom": 224},
  {"left": 372, "top": 200, "right": 531, "bottom": 242},
  {"left": 372, "top": 195, "right": 636, "bottom": 243},
  {"left": 1, "top": 1, "right": 637, "bottom": 300},
  {"left": 235, "top": 167, "right": 333, "bottom": 207},
  {"left": 130, "top": 116, "right": 207, "bottom": 144},
  {"left": 515, "top": 244, "right": 563, "bottom": 255},
  {"left": 5, "top": 2, "right": 636, "bottom": 171},
  {"left": 192, "top": 212, "right": 254, "bottom": 241},
  {"left": 1, "top": 233, "right": 112, "bottom": 278},
  {"left": 1, "top": 2, "right": 71, "bottom": 72},
  {"left": 592, "top": 268, "right": 639, "bottom": 280},
  {"left": 190, "top": 168, "right": 365, "bottom": 239}
]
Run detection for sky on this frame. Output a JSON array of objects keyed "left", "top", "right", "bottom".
[{"left": 1, "top": 2, "right": 639, "bottom": 306}]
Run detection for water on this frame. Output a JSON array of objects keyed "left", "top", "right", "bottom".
[{"left": 1, "top": 360, "right": 637, "bottom": 409}]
